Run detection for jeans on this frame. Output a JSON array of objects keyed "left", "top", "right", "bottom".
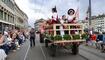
[
  {"left": 100, "top": 42, "right": 105, "bottom": 52},
  {"left": 0, "top": 44, "right": 10, "bottom": 54},
  {"left": 18, "top": 38, "right": 23, "bottom": 45},
  {"left": 30, "top": 37, "right": 35, "bottom": 47},
  {"left": 10, "top": 43, "right": 16, "bottom": 50}
]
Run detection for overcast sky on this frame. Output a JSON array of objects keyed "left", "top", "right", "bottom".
[{"left": 15, "top": 0, "right": 105, "bottom": 27}]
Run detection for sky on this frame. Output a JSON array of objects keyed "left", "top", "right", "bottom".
[{"left": 15, "top": 0, "right": 105, "bottom": 27}]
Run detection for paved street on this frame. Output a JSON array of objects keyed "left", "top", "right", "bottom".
[
  {"left": 7, "top": 34, "right": 105, "bottom": 60},
  {"left": 1, "top": 0, "right": 105, "bottom": 60}
]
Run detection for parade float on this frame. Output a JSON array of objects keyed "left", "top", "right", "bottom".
[{"left": 41, "top": 7, "right": 86, "bottom": 56}]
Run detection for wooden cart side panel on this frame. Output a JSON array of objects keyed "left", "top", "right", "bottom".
[{"left": 53, "top": 24, "right": 84, "bottom": 36}]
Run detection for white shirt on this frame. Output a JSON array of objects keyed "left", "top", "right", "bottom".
[
  {"left": 60, "top": 19, "right": 64, "bottom": 24},
  {"left": 60, "top": 19, "right": 65, "bottom": 37},
  {"left": 7, "top": 37, "right": 12, "bottom": 44},
  {"left": 7, "top": 37, "right": 12, "bottom": 41},
  {"left": 0, "top": 49, "right": 7, "bottom": 60},
  {"left": 67, "top": 15, "right": 74, "bottom": 22},
  {"left": 52, "top": 13, "right": 58, "bottom": 21},
  {"left": 4, "top": 31, "right": 8, "bottom": 36}
]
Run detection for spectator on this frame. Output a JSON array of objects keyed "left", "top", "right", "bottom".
[
  {"left": 17, "top": 31, "right": 24, "bottom": 45},
  {"left": 0, "top": 32, "right": 4, "bottom": 46},
  {"left": 23, "top": 30, "right": 27, "bottom": 42},
  {"left": 0, "top": 32, "right": 10, "bottom": 54},
  {"left": 98, "top": 34, "right": 105, "bottom": 53},
  {"left": 10, "top": 30, "right": 17, "bottom": 52},
  {"left": 90, "top": 34, "right": 97, "bottom": 47},
  {"left": 3, "top": 28, "right": 8, "bottom": 37},
  {"left": 96, "top": 34, "right": 104, "bottom": 50},
  {"left": 0, "top": 49, "right": 7, "bottom": 60},
  {"left": 85, "top": 34, "right": 90, "bottom": 46}
]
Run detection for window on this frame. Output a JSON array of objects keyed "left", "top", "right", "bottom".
[
  {"left": 9, "top": 15, "right": 11, "bottom": 22},
  {"left": 4, "top": 13, "right": 7, "bottom": 20},
  {"left": 11, "top": 16, "right": 14, "bottom": 23},
  {"left": 10, "top": 16, "right": 12, "bottom": 23},
  {"left": 4, "top": 0, "right": 8, "bottom": 4},
  {"left": 3, "top": 0, "right": 14, "bottom": 10},
  {"left": 1, "top": 0, "right": 5, "bottom": 2},
  {"left": 10, "top": 16, "right": 14, "bottom": 23},
  {"left": 0, "top": 10, "right": 3, "bottom": 19},
  {"left": 8, "top": 15, "right": 9, "bottom": 22},
  {"left": 13, "top": 17, "right": 14, "bottom": 23}
]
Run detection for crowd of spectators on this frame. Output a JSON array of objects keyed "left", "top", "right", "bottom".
[
  {"left": 85, "top": 32, "right": 105, "bottom": 53},
  {"left": 0, "top": 28, "right": 29, "bottom": 60}
]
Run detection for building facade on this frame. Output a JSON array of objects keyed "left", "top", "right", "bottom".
[
  {"left": 14, "top": 3, "right": 28, "bottom": 29},
  {"left": 77, "top": 20, "right": 89, "bottom": 30},
  {"left": 0, "top": 0, "right": 28, "bottom": 32},
  {"left": 34, "top": 19, "right": 45, "bottom": 31},
  {"left": 91, "top": 15, "right": 105, "bottom": 32}
]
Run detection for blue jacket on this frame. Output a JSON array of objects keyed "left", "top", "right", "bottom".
[
  {"left": 97, "top": 34, "right": 103, "bottom": 41},
  {"left": 97, "top": 34, "right": 105, "bottom": 42}
]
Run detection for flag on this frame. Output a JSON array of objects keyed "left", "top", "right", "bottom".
[
  {"left": 75, "top": 8, "right": 79, "bottom": 20},
  {"left": 73, "top": 0, "right": 79, "bottom": 21}
]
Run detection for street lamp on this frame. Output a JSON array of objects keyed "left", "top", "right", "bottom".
[
  {"left": 88, "top": 0, "right": 93, "bottom": 34},
  {"left": 89, "top": 0, "right": 92, "bottom": 25}
]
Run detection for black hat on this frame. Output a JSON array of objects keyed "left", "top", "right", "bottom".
[
  {"left": 52, "top": 6, "right": 57, "bottom": 13},
  {"left": 68, "top": 9, "right": 75, "bottom": 15}
]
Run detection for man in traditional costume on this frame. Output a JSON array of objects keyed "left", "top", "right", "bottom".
[{"left": 51, "top": 6, "right": 59, "bottom": 24}]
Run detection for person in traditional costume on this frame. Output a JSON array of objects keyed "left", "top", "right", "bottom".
[
  {"left": 62, "top": 15, "right": 68, "bottom": 23},
  {"left": 67, "top": 9, "right": 76, "bottom": 34},
  {"left": 59, "top": 15, "right": 68, "bottom": 37},
  {"left": 51, "top": 6, "right": 59, "bottom": 24},
  {"left": 60, "top": 16, "right": 65, "bottom": 37},
  {"left": 67, "top": 9, "right": 76, "bottom": 23}
]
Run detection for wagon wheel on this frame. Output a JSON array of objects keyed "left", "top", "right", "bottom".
[
  {"left": 45, "top": 39, "right": 49, "bottom": 48},
  {"left": 49, "top": 44, "right": 57, "bottom": 57},
  {"left": 71, "top": 43, "right": 79, "bottom": 55}
]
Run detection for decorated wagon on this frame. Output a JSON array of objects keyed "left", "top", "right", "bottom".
[
  {"left": 42, "top": 7, "right": 87, "bottom": 56},
  {"left": 44, "top": 23, "right": 86, "bottom": 56}
]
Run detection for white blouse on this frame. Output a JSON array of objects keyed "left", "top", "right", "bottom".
[
  {"left": 67, "top": 15, "right": 74, "bottom": 22},
  {"left": 52, "top": 13, "right": 58, "bottom": 21},
  {"left": 60, "top": 19, "right": 64, "bottom": 24},
  {"left": 0, "top": 49, "right": 7, "bottom": 60}
]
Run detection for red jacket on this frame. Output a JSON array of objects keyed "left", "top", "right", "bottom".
[{"left": 91, "top": 34, "right": 96, "bottom": 41}]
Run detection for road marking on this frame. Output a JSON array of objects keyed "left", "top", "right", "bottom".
[
  {"left": 38, "top": 41, "right": 47, "bottom": 60},
  {"left": 80, "top": 47, "right": 105, "bottom": 60},
  {"left": 37, "top": 33, "right": 47, "bottom": 60},
  {"left": 23, "top": 41, "right": 30, "bottom": 60},
  {"left": 79, "top": 54, "right": 89, "bottom": 60}
]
